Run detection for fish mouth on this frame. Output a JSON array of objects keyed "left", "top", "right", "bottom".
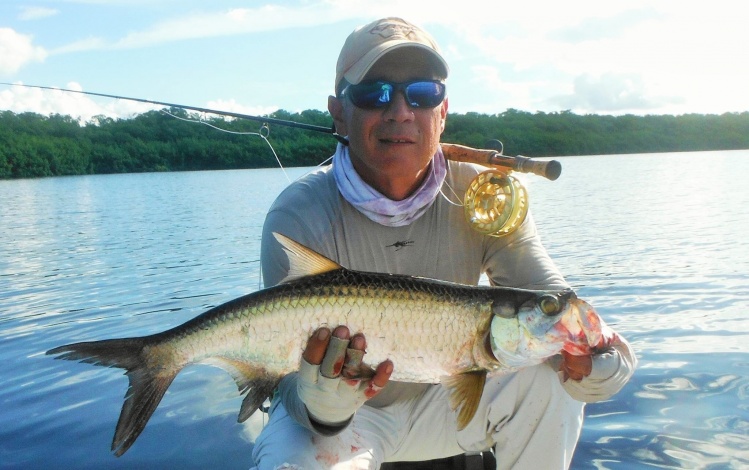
[{"left": 558, "top": 298, "right": 603, "bottom": 355}]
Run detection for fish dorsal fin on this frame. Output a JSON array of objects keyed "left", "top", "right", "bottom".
[
  {"left": 273, "top": 232, "right": 342, "bottom": 283},
  {"left": 441, "top": 369, "right": 487, "bottom": 430}
]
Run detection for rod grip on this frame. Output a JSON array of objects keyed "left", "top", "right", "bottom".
[{"left": 441, "top": 143, "right": 561, "bottom": 181}]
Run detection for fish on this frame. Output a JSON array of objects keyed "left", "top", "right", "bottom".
[{"left": 47, "top": 232, "right": 606, "bottom": 457}]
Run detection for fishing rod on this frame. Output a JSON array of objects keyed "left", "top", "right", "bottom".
[
  {"left": 1, "top": 82, "right": 560, "bottom": 180},
  {"left": 3, "top": 82, "right": 561, "bottom": 236},
  {"left": 0, "top": 81, "right": 345, "bottom": 142}
]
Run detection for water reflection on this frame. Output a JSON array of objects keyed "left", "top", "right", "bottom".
[{"left": 1, "top": 154, "right": 748, "bottom": 468}]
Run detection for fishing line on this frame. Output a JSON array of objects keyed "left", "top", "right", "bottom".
[
  {"left": 438, "top": 178, "right": 465, "bottom": 207},
  {"left": 161, "top": 109, "right": 291, "bottom": 183}
]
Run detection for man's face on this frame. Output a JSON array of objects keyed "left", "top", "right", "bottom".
[{"left": 329, "top": 48, "right": 448, "bottom": 201}]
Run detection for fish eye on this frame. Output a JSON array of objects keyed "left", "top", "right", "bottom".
[{"left": 538, "top": 295, "right": 561, "bottom": 316}]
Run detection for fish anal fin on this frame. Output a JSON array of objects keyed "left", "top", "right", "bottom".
[
  {"left": 272, "top": 232, "right": 342, "bottom": 283},
  {"left": 238, "top": 377, "right": 279, "bottom": 422},
  {"left": 200, "top": 357, "right": 281, "bottom": 422},
  {"left": 442, "top": 369, "right": 487, "bottom": 431}
]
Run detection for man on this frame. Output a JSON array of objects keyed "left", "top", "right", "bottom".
[{"left": 252, "top": 17, "right": 636, "bottom": 469}]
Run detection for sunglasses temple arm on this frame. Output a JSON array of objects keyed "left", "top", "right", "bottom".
[{"left": 441, "top": 142, "right": 562, "bottom": 181}]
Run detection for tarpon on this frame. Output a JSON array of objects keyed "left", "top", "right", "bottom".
[{"left": 47, "top": 233, "right": 605, "bottom": 456}]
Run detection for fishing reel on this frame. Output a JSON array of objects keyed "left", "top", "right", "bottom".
[
  {"left": 442, "top": 140, "right": 561, "bottom": 237},
  {"left": 463, "top": 167, "right": 528, "bottom": 236}
]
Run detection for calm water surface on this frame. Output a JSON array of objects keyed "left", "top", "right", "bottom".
[{"left": 1, "top": 151, "right": 748, "bottom": 469}]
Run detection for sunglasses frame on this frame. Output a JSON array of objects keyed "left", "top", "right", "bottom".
[{"left": 341, "top": 80, "right": 446, "bottom": 110}]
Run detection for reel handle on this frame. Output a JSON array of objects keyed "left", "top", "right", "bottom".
[{"left": 441, "top": 143, "right": 562, "bottom": 181}]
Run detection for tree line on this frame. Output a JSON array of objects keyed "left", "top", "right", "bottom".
[{"left": 1, "top": 107, "right": 748, "bottom": 179}]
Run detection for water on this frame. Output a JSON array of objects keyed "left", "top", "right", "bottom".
[{"left": 1, "top": 151, "right": 748, "bottom": 469}]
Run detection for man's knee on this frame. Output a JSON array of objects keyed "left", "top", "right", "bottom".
[{"left": 251, "top": 404, "right": 318, "bottom": 469}]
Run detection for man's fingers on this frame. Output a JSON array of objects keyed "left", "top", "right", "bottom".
[
  {"left": 341, "top": 333, "right": 367, "bottom": 379},
  {"left": 373, "top": 360, "right": 393, "bottom": 388},
  {"left": 302, "top": 327, "right": 391, "bottom": 387},
  {"left": 320, "top": 336, "right": 349, "bottom": 378},
  {"left": 302, "top": 327, "right": 331, "bottom": 365},
  {"left": 363, "top": 360, "right": 393, "bottom": 399},
  {"left": 303, "top": 326, "right": 350, "bottom": 371},
  {"left": 561, "top": 350, "right": 592, "bottom": 382}
]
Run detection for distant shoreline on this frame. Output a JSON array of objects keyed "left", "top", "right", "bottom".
[{"left": 2, "top": 108, "right": 748, "bottom": 179}]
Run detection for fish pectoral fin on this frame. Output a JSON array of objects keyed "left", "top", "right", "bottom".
[
  {"left": 441, "top": 370, "right": 487, "bottom": 431},
  {"left": 200, "top": 357, "right": 281, "bottom": 422},
  {"left": 272, "top": 232, "right": 342, "bottom": 282}
]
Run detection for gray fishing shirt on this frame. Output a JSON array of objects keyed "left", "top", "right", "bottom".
[{"left": 260, "top": 158, "right": 635, "bottom": 434}]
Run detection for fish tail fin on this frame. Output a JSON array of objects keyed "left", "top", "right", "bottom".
[{"left": 47, "top": 337, "right": 179, "bottom": 457}]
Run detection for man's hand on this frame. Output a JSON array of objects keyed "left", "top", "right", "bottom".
[
  {"left": 558, "top": 323, "right": 622, "bottom": 382},
  {"left": 559, "top": 350, "right": 593, "bottom": 382},
  {"left": 297, "top": 326, "right": 393, "bottom": 426}
]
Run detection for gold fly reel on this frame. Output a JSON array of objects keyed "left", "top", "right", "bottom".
[{"left": 463, "top": 169, "right": 528, "bottom": 237}]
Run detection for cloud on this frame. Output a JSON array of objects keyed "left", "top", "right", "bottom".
[
  {"left": 0, "top": 82, "right": 160, "bottom": 121},
  {"left": 204, "top": 99, "right": 279, "bottom": 121},
  {"left": 0, "top": 28, "right": 48, "bottom": 75},
  {"left": 551, "top": 8, "right": 663, "bottom": 43},
  {"left": 52, "top": 4, "right": 348, "bottom": 54},
  {"left": 18, "top": 6, "right": 60, "bottom": 21},
  {"left": 549, "top": 73, "right": 682, "bottom": 113}
]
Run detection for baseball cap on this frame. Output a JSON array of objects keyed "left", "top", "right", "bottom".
[{"left": 335, "top": 17, "right": 449, "bottom": 95}]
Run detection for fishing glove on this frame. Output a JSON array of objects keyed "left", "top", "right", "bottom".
[
  {"left": 297, "top": 336, "right": 381, "bottom": 427},
  {"left": 552, "top": 325, "right": 637, "bottom": 402}
]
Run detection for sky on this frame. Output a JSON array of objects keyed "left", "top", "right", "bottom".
[{"left": 1, "top": 0, "right": 747, "bottom": 123}]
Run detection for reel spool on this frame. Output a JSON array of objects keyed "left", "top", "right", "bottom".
[
  {"left": 463, "top": 169, "right": 529, "bottom": 237},
  {"left": 442, "top": 140, "right": 560, "bottom": 237}
]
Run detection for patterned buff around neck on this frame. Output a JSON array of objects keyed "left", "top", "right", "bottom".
[{"left": 332, "top": 143, "right": 447, "bottom": 227}]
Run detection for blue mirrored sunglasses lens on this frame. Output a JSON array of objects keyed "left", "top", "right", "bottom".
[
  {"left": 404, "top": 82, "right": 445, "bottom": 108},
  {"left": 346, "top": 81, "right": 444, "bottom": 109},
  {"left": 349, "top": 82, "right": 393, "bottom": 108}
]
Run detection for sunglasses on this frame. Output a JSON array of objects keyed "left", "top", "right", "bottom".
[{"left": 341, "top": 80, "right": 446, "bottom": 109}]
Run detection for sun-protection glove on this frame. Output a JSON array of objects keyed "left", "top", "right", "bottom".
[
  {"left": 549, "top": 325, "right": 637, "bottom": 402},
  {"left": 297, "top": 336, "right": 381, "bottom": 427}
]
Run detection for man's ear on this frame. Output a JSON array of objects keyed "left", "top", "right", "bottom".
[
  {"left": 328, "top": 95, "right": 347, "bottom": 136},
  {"left": 440, "top": 97, "right": 449, "bottom": 133}
]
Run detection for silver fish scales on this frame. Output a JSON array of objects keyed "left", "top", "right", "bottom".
[{"left": 48, "top": 233, "right": 604, "bottom": 456}]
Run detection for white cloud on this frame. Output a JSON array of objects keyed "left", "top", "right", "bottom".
[
  {"left": 4, "top": 0, "right": 747, "bottom": 116},
  {"left": 0, "top": 82, "right": 160, "bottom": 121},
  {"left": 549, "top": 73, "right": 683, "bottom": 114},
  {"left": 18, "top": 6, "right": 59, "bottom": 21},
  {"left": 52, "top": 4, "right": 348, "bottom": 53},
  {"left": 0, "top": 83, "right": 278, "bottom": 123},
  {"left": 205, "top": 99, "right": 279, "bottom": 121},
  {"left": 0, "top": 28, "right": 48, "bottom": 75}
]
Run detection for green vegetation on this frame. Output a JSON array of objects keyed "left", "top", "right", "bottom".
[{"left": 1, "top": 108, "right": 748, "bottom": 179}]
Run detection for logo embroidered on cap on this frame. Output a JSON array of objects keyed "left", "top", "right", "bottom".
[{"left": 370, "top": 22, "right": 417, "bottom": 39}]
